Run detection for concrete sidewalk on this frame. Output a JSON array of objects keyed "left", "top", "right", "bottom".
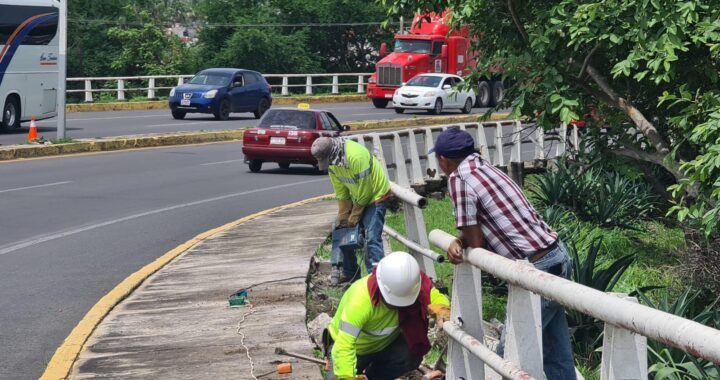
[{"left": 70, "top": 199, "right": 337, "bottom": 379}]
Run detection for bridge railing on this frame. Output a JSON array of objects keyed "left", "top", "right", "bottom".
[
  {"left": 66, "top": 73, "right": 373, "bottom": 102},
  {"left": 351, "top": 120, "right": 720, "bottom": 379}
]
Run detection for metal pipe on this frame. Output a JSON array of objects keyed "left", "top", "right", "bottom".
[
  {"left": 443, "top": 322, "right": 536, "bottom": 380},
  {"left": 383, "top": 225, "right": 444, "bottom": 263},
  {"left": 429, "top": 229, "right": 720, "bottom": 365},
  {"left": 390, "top": 182, "right": 427, "bottom": 209}
]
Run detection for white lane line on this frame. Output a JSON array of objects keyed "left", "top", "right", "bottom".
[
  {"left": 35, "top": 114, "right": 169, "bottom": 124},
  {"left": 0, "top": 178, "right": 327, "bottom": 256},
  {"left": 0, "top": 181, "right": 73, "bottom": 194},
  {"left": 200, "top": 159, "right": 246, "bottom": 166}
]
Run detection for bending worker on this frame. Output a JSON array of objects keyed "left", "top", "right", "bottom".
[
  {"left": 311, "top": 137, "right": 391, "bottom": 284},
  {"left": 325, "top": 252, "right": 450, "bottom": 380}
]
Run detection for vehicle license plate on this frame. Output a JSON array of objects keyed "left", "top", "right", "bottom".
[
  {"left": 270, "top": 137, "right": 286, "bottom": 145},
  {"left": 180, "top": 99, "right": 191, "bottom": 106},
  {"left": 384, "top": 94, "right": 393, "bottom": 98}
]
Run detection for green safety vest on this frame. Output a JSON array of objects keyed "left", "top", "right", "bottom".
[
  {"left": 328, "top": 275, "right": 449, "bottom": 378},
  {"left": 329, "top": 140, "right": 390, "bottom": 206}
]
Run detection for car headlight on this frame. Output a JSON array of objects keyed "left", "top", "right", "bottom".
[
  {"left": 204, "top": 90, "right": 218, "bottom": 99},
  {"left": 169, "top": 87, "right": 176, "bottom": 97},
  {"left": 423, "top": 91, "right": 436, "bottom": 97}
]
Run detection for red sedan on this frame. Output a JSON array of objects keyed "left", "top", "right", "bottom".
[{"left": 242, "top": 107, "right": 349, "bottom": 172}]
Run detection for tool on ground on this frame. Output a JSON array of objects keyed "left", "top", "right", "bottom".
[
  {"left": 229, "top": 289, "right": 248, "bottom": 307},
  {"left": 274, "top": 347, "right": 327, "bottom": 365},
  {"left": 256, "top": 363, "right": 293, "bottom": 378},
  {"left": 27, "top": 116, "right": 38, "bottom": 142}
]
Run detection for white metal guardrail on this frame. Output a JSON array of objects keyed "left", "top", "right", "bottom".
[
  {"left": 66, "top": 73, "right": 373, "bottom": 102},
  {"left": 350, "top": 120, "right": 720, "bottom": 379}
]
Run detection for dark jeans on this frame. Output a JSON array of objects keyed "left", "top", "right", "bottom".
[
  {"left": 342, "top": 200, "right": 387, "bottom": 277},
  {"left": 325, "top": 335, "right": 421, "bottom": 380}
]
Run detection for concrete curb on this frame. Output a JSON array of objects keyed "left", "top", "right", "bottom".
[
  {"left": 66, "top": 94, "right": 367, "bottom": 113},
  {"left": 39, "top": 194, "right": 334, "bottom": 380},
  {"left": 0, "top": 113, "right": 509, "bottom": 162}
]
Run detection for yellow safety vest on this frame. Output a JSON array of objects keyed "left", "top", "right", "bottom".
[{"left": 329, "top": 140, "right": 390, "bottom": 206}]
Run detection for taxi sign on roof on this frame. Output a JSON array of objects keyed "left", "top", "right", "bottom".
[{"left": 297, "top": 103, "right": 310, "bottom": 109}]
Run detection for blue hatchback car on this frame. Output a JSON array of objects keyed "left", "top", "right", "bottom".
[{"left": 168, "top": 68, "right": 272, "bottom": 120}]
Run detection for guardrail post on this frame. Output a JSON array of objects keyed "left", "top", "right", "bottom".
[
  {"left": 508, "top": 120, "right": 524, "bottom": 186},
  {"left": 305, "top": 76, "right": 313, "bottom": 95},
  {"left": 84, "top": 79, "right": 93, "bottom": 102},
  {"left": 177, "top": 77, "right": 184, "bottom": 86},
  {"left": 447, "top": 262, "right": 485, "bottom": 380},
  {"left": 557, "top": 122, "right": 567, "bottom": 157},
  {"left": 371, "top": 133, "right": 389, "bottom": 178},
  {"left": 504, "top": 260, "right": 544, "bottom": 379},
  {"left": 494, "top": 122, "right": 505, "bottom": 167},
  {"left": 281, "top": 76, "right": 289, "bottom": 96},
  {"left": 147, "top": 78, "right": 156, "bottom": 100},
  {"left": 117, "top": 79, "right": 126, "bottom": 101},
  {"left": 423, "top": 127, "right": 440, "bottom": 180},
  {"left": 534, "top": 126, "right": 545, "bottom": 160},
  {"left": 476, "top": 123, "right": 490, "bottom": 160},
  {"left": 572, "top": 123, "right": 580, "bottom": 151},
  {"left": 600, "top": 294, "right": 648, "bottom": 380},
  {"left": 332, "top": 75, "right": 339, "bottom": 95},
  {"left": 357, "top": 75, "right": 365, "bottom": 93},
  {"left": 392, "top": 133, "right": 436, "bottom": 279},
  {"left": 407, "top": 130, "right": 424, "bottom": 186}
]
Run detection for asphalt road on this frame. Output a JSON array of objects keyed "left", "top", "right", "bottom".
[{"left": 0, "top": 101, "right": 490, "bottom": 146}]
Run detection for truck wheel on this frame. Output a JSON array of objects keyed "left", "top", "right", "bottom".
[
  {"left": 249, "top": 160, "right": 262, "bottom": 173},
  {"left": 214, "top": 98, "right": 231, "bottom": 121},
  {"left": 171, "top": 110, "right": 186, "bottom": 120},
  {"left": 490, "top": 81, "right": 505, "bottom": 107},
  {"left": 476, "top": 81, "right": 491, "bottom": 108},
  {"left": 394, "top": 107, "right": 405, "bottom": 114},
  {"left": 372, "top": 99, "right": 389, "bottom": 109},
  {"left": 429, "top": 99, "right": 443, "bottom": 115},
  {"left": 2, "top": 96, "right": 20, "bottom": 131},
  {"left": 461, "top": 98, "right": 473, "bottom": 114}
]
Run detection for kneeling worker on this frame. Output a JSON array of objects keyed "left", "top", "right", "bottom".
[{"left": 325, "top": 252, "right": 450, "bottom": 380}]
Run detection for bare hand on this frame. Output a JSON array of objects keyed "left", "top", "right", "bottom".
[{"left": 447, "top": 239, "right": 464, "bottom": 264}]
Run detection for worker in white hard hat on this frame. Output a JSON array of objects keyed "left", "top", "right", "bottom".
[{"left": 324, "top": 252, "right": 450, "bottom": 380}]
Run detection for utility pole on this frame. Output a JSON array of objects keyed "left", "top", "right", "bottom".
[{"left": 56, "top": 0, "right": 67, "bottom": 140}]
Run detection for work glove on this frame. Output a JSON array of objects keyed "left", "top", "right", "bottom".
[
  {"left": 428, "top": 304, "right": 451, "bottom": 330},
  {"left": 336, "top": 200, "right": 353, "bottom": 228},
  {"left": 340, "top": 376, "right": 367, "bottom": 380},
  {"left": 347, "top": 203, "right": 365, "bottom": 227}
]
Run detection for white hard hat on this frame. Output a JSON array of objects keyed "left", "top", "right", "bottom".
[{"left": 376, "top": 252, "right": 421, "bottom": 307}]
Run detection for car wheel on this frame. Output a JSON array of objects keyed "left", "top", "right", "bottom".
[
  {"left": 476, "top": 81, "right": 491, "bottom": 108},
  {"left": 490, "top": 81, "right": 505, "bottom": 107},
  {"left": 372, "top": 99, "right": 389, "bottom": 109},
  {"left": 394, "top": 107, "right": 405, "bottom": 114},
  {"left": 278, "top": 163, "right": 290, "bottom": 170},
  {"left": 1, "top": 96, "right": 20, "bottom": 131},
  {"left": 171, "top": 110, "right": 186, "bottom": 120},
  {"left": 249, "top": 160, "right": 262, "bottom": 173},
  {"left": 254, "top": 98, "right": 270, "bottom": 119},
  {"left": 429, "top": 98, "right": 443, "bottom": 115},
  {"left": 461, "top": 98, "right": 473, "bottom": 114},
  {"left": 214, "top": 98, "right": 231, "bottom": 121}
]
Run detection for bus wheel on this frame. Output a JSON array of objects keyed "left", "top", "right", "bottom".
[{"left": 1, "top": 96, "right": 20, "bottom": 131}]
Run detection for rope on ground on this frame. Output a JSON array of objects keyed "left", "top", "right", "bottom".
[{"left": 236, "top": 301, "right": 257, "bottom": 380}]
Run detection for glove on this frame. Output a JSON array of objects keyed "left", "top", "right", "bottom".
[
  {"left": 336, "top": 200, "right": 352, "bottom": 227},
  {"left": 428, "top": 304, "right": 451, "bottom": 329},
  {"left": 347, "top": 203, "right": 365, "bottom": 227},
  {"left": 340, "top": 376, "right": 367, "bottom": 380}
]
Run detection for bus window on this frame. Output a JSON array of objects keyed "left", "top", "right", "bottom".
[{"left": 0, "top": 5, "right": 59, "bottom": 45}]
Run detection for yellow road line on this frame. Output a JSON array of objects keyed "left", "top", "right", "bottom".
[{"left": 40, "top": 194, "right": 334, "bottom": 380}]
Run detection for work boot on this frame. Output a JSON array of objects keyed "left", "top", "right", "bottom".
[{"left": 330, "top": 266, "right": 343, "bottom": 286}]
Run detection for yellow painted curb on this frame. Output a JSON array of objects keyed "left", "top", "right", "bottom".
[
  {"left": 39, "top": 194, "right": 334, "bottom": 380},
  {"left": 346, "top": 113, "right": 510, "bottom": 131}
]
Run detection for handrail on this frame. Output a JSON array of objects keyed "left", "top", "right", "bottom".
[
  {"left": 382, "top": 225, "right": 444, "bottom": 263},
  {"left": 429, "top": 229, "right": 720, "bottom": 365},
  {"left": 389, "top": 182, "right": 427, "bottom": 208}
]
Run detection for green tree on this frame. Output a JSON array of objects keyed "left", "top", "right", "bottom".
[{"left": 378, "top": 0, "right": 720, "bottom": 238}]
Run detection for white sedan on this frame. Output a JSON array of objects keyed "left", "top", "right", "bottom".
[{"left": 392, "top": 74, "right": 476, "bottom": 115}]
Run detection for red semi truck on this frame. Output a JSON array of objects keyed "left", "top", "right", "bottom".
[{"left": 367, "top": 12, "right": 504, "bottom": 109}]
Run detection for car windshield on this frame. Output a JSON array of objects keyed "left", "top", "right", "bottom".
[
  {"left": 258, "top": 110, "right": 316, "bottom": 130},
  {"left": 188, "top": 73, "right": 231, "bottom": 86},
  {"left": 406, "top": 76, "right": 442, "bottom": 88},
  {"left": 394, "top": 39, "right": 432, "bottom": 53}
]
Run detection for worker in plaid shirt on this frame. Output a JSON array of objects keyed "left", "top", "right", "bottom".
[{"left": 430, "top": 128, "right": 576, "bottom": 380}]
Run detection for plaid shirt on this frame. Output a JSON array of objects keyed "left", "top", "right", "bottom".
[{"left": 448, "top": 153, "right": 557, "bottom": 260}]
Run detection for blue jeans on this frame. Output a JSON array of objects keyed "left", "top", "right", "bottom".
[{"left": 343, "top": 200, "right": 387, "bottom": 277}]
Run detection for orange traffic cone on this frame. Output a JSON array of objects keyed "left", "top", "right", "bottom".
[{"left": 27, "top": 116, "right": 38, "bottom": 142}]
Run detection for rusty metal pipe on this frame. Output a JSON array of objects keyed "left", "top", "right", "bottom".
[
  {"left": 429, "top": 229, "right": 720, "bottom": 365},
  {"left": 383, "top": 225, "right": 444, "bottom": 263},
  {"left": 390, "top": 181, "right": 427, "bottom": 209}
]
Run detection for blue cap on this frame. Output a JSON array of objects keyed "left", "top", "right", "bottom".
[{"left": 429, "top": 128, "right": 476, "bottom": 159}]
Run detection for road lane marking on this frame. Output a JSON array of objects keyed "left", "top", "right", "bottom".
[
  {"left": 200, "top": 159, "right": 246, "bottom": 166},
  {"left": 145, "top": 121, "right": 226, "bottom": 128},
  {"left": 39, "top": 193, "right": 334, "bottom": 380},
  {"left": 0, "top": 181, "right": 72, "bottom": 194},
  {"left": 0, "top": 178, "right": 327, "bottom": 256},
  {"left": 35, "top": 114, "right": 169, "bottom": 124}
]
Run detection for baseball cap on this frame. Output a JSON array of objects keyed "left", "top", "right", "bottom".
[
  {"left": 311, "top": 137, "right": 333, "bottom": 170},
  {"left": 428, "top": 128, "right": 476, "bottom": 159}
]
